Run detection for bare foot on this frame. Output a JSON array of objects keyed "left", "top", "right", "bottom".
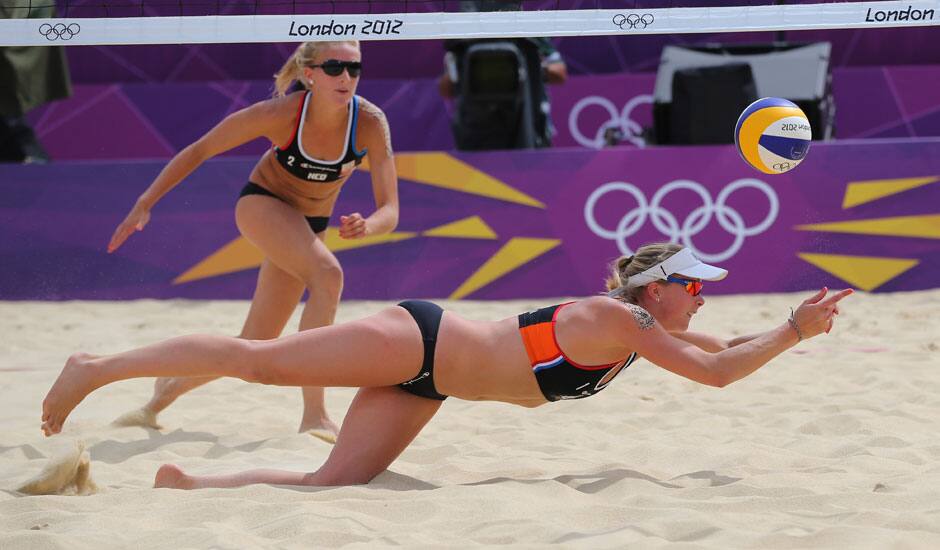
[
  {"left": 41, "top": 353, "right": 101, "bottom": 436},
  {"left": 146, "top": 376, "right": 188, "bottom": 412},
  {"left": 114, "top": 376, "right": 213, "bottom": 430},
  {"left": 299, "top": 418, "right": 339, "bottom": 444},
  {"left": 112, "top": 406, "right": 163, "bottom": 430},
  {"left": 154, "top": 464, "right": 194, "bottom": 490}
]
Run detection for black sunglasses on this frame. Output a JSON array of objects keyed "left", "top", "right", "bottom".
[{"left": 311, "top": 59, "right": 362, "bottom": 78}]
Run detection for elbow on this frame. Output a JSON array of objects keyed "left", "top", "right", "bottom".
[
  {"left": 708, "top": 371, "right": 732, "bottom": 388},
  {"left": 701, "top": 357, "right": 731, "bottom": 388},
  {"left": 383, "top": 206, "right": 399, "bottom": 232},
  {"left": 183, "top": 141, "right": 210, "bottom": 164}
]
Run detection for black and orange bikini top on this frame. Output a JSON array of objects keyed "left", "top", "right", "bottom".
[
  {"left": 518, "top": 302, "right": 638, "bottom": 402},
  {"left": 273, "top": 91, "right": 367, "bottom": 183}
]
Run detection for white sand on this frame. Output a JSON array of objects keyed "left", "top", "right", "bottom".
[{"left": 1, "top": 291, "right": 939, "bottom": 548}]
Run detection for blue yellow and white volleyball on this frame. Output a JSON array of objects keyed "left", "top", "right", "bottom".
[{"left": 734, "top": 97, "right": 812, "bottom": 174}]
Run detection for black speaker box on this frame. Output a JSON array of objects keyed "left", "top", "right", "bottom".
[
  {"left": 654, "top": 63, "right": 758, "bottom": 145},
  {"left": 652, "top": 42, "right": 834, "bottom": 145}
]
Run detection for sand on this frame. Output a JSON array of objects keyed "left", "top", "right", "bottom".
[{"left": 1, "top": 291, "right": 939, "bottom": 548}]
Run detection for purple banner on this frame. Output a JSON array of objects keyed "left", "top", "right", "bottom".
[
  {"left": 25, "top": 65, "right": 940, "bottom": 161},
  {"left": 2, "top": 139, "right": 938, "bottom": 300}
]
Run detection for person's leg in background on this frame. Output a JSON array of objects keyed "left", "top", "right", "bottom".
[{"left": 0, "top": 2, "right": 72, "bottom": 164}]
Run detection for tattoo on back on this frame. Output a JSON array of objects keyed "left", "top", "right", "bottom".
[{"left": 627, "top": 304, "right": 655, "bottom": 330}]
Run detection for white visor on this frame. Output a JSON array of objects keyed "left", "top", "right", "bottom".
[
  {"left": 608, "top": 248, "right": 728, "bottom": 297},
  {"left": 627, "top": 248, "right": 727, "bottom": 287}
]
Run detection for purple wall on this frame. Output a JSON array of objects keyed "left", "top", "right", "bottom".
[
  {"left": 25, "top": 79, "right": 453, "bottom": 159},
  {"left": 58, "top": 26, "right": 940, "bottom": 83},
  {"left": 25, "top": 65, "right": 940, "bottom": 160},
  {"left": 2, "top": 139, "right": 938, "bottom": 300},
  {"left": 8, "top": 3, "right": 939, "bottom": 300}
]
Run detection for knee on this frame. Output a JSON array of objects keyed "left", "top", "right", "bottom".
[
  {"left": 305, "top": 259, "right": 344, "bottom": 299},
  {"left": 312, "top": 467, "right": 377, "bottom": 486}
]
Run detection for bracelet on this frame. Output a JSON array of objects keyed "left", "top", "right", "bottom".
[{"left": 788, "top": 307, "right": 803, "bottom": 341}]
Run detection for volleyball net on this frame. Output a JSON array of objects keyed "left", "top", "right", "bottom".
[{"left": 2, "top": 0, "right": 939, "bottom": 46}]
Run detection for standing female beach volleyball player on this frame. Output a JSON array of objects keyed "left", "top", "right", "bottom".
[
  {"left": 41, "top": 243, "right": 854, "bottom": 489},
  {"left": 107, "top": 41, "right": 398, "bottom": 442}
]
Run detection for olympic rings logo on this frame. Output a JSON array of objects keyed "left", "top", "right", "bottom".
[
  {"left": 584, "top": 178, "right": 779, "bottom": 262},
  {"left": 773, "top": 162, "right": 793, "bottom": 172},
  {"left": 568, "top": 94, "right": 653, "bottom": 149},
  {"left": 39, "top": 23, "right": 80, "bottom": 41},
  {"left": 612, "top": 13, "right": 655, "bottom": 30}
]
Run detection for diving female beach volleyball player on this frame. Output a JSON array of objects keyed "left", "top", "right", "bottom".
[
  {"left": 41, "top": 243, "right": 854, "bottom": 489},
  {"left": 107, "top": 41, "right": 398, "bottom": 442}
]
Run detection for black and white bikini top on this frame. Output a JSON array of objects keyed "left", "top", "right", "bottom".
[{"left": 273, "top": 91, "right": 367, "bottom": 183}]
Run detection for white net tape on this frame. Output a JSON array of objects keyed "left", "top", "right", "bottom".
[{"left": 2, "top": 0, "right": 938, "bottom": 46}]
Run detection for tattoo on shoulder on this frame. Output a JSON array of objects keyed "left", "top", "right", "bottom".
[
  {"left": 627, "top": 304, "right": 655, "bottom": 330},
  {"left": 359, "top": 99, "right": 394, "bottom": 158}
]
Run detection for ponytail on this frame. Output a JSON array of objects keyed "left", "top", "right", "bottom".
[
  {"left": 273, "top": 45, "right": 304, "bottom": 97},
  {"left": 605, "top": 255, "right": 635, "bottom": 293},
  {"left": 604, "top": 244, "right": 682, "bottom": 304}
]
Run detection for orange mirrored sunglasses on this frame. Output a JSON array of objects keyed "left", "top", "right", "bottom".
[{"left": 666, "top": 275, "right": 703, "bottom": 296}]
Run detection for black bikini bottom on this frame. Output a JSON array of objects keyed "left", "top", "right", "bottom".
[
  {"left": 238, "top": 182, "right": 329, "bottom": 234},
  {"left": 396, "top": 300, "right": 448, "bottom": 401}
]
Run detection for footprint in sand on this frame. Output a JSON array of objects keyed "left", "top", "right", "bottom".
[{"left": 17, "top": 441, "right": 98, "bottom": 496}]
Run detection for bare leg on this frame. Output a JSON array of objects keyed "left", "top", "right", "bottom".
[
  {"left": 123, "top": 194, "right": 343, "bottom": 438},
  {"left": 237, "top": 196, "right": 344, "bottom": 438},
  {"left": 117, "top": 259, "right": 304, "bottom": 428},
  {"left": 154, "top": 386, "right": 442, "bottom": 489},
  {"left": 296, "top": 251, "right": 341, "bottom": 438},
  {"left": 42, "top": 307, "right": 423, "bottom": 436}
]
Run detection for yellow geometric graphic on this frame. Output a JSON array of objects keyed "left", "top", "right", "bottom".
[
  {"left": 450, "top": 237, "right": 561, "bottom": 299},
  {"left": 797, "top": 253, "right": 919, "bottom": 291},
  {"left": 842, "top": 176, "right": 938, "bottom": 208},
  {"left": 173, "top": 237, "right": 263, "bottom": 284},
  {"left": 173, "top": 228, "right": 417, "bottom": 284},
  {"left": 795, "top": 214, "right": 940, "bottom": 239},
  {"left": 320, "top": 227, "right": 418, "bottom": 252},
  {"left": 422, "top": 216, "right": 498, "bottom": 239},
  {"left": 361, "top": 152, "right": 545, "bottom": 208}
]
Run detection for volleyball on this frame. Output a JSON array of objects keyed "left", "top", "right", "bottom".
[{"left": 734, "top": 97, "right": 812, "bottom": 174}]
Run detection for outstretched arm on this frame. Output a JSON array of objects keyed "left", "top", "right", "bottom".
[
  {"left": 672, "top": 330, "right": 786, "bottom": 353},
  {"left": 619, "top": 288, "right": 854, "bottom": 387},
  {"left": 673, "top": 298, "right": 844, "bottom": 353},
  {"left": 107, "top": 98, "right": 285, "bottom": 252}
]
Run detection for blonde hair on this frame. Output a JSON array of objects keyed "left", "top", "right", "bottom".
[
  {"left": 273, "top": 41, "right": 360, "bottom": 97},
  {"left": 605, "top": 242, "right": 683, "bottom": 304}
]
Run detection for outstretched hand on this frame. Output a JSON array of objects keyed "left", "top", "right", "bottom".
[
  {"left": 791, "top": 287, "right": 854, "bottom": 340},
  {"left": 107, "top": 206, "right": 150, "bottom": 253}
]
